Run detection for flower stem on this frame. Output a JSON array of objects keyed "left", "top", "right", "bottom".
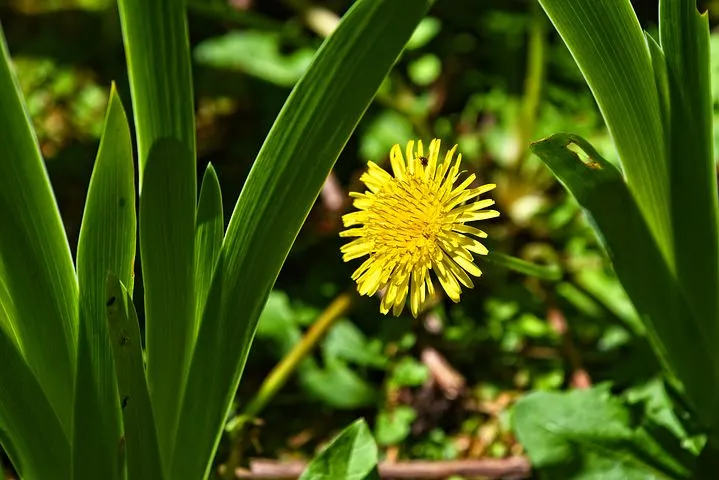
[
  {"left": 241, "top": 290, "right": 354, "bottom": 418},
  {"left": 221, "top": 291, "right": 355, "bottom": 479}
]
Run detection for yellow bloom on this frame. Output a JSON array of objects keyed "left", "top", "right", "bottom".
[{"left": 340, "top": 139, "right": 499, "bottom": 318}]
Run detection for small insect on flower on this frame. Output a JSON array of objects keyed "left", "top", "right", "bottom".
[{"left": 340, "top": 139, "right": 499, "bottom": 318}]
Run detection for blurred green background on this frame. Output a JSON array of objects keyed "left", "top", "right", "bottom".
[{"left": 3, "top": 0, "right": 719, "bottom": 476}]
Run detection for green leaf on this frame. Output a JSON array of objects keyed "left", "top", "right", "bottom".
[
  {"left": 486, "top": 251, "right": 562, "bottom": 281},
  {"left": 106, "top": 275, "right": 165, "bottom": 480},
  {"left": 0, "top": 328, "right": 71, "bottom": 479},
  {"left": 255, "top": 290, "right": 303, "bottom": 354},
  {"left": 530, "top": 133, "right": 718, "bottom": 431},
  {"left": 389, "top": 357, "right": 429, "bottom": 388},
  {"left": 538, "top": 0, "right": 672, "bottom": 261},
  {"left": 659, "top": 0, "right": 719, "bottom": 368},
  {"left": 195, "top": 164, "right": 223, "bottom": 337},
  {"left": 117, "top": 0, "right": 196, "bottom": 186},
  {"left": 117, "top": 0, "right": 197, "bottom": 464},
  {"left": 0, "top": 273, "right": 20, "bottom": 349},
  {"left": 73, "top": 85, "right": 136, "bottom": 480},
  {"left": 299, "top": 419, "right": 378, "bottom": 480},
  {"left": 322, "top": 320, "right": 387, "bottom": 369},
  {"left": 359, "top": 110, "right": 414, "bottom": 162},
  {"left": 194, "top": 31, "right": 315, "bottom": 87},
  {"left": 624, "top": 378, "right": 696, "bottom": 450},
  {"left": 375, "top": 406, "right": 417, "bottom": 446},
  {"left": 0, "top": 20, "right": 77, "bottom": 433},
  {"left": 300, "top": 359, "right": 377, "bottom": 409},
  {"left": 171, "top": 0, "right": 430, "bottom": 477},
  {"left": 513, "top": 385, "right": 693, "bottom": 479},
  {"left": 406, "top": 17, "right": 441, "bottom": 50},
  {"left": 574, "top": 268, "right": 644, "bottom": 335},
  {"left": 407, "top": 53, "right": 441, "bottom": 86}
]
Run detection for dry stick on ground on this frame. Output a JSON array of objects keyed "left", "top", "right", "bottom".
[
  {"left": 420, "top": 346, "right": 466, "bottom": 400},
  {"left": 235, "top": 457, "right": 532, "bottom": 479}
]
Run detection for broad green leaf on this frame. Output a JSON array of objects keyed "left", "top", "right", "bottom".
[
  {"left": 299, "top": 419, "right": 378, "bottom": 480},
  {"left": 106, "top": 275, "right": 164, "bottom": 480},
  {"left": 538, "top": 0, "right": 672, "bottom": 262},
  {"left": 513, "top": 386, "right": 694, "bottom": 479},
  {"left": 195, "top": 164, "right": 223, "bottom": 337},
  {"left": 530, "top": 133, "right": 718, "bottom": 428},
  {"left": 659, "top": 1, "right": 719, "bottom": 365},
  {"left": 0, "top": 328, "right": 71, "bottom": 479},
  {"left": 117, "top": 0, "right": 197, "bottom": 464},
  {"left": 73, "top": 85, "right": 136, "bottom": 480},
  {"left": 171, "top": 1, "right": 430, "bottom": 477},
  {"left": 0, "top": 20, "right": 77, "bottom": 433}
]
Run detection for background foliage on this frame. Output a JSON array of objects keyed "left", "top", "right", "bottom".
[{"left": 2, "top": 0, "right": 719, "bottom": 477}]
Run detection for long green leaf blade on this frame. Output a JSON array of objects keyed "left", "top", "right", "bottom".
[
  {"left": 0, "top": 329, "right": 71, "bottom": 479},
  {"left": 107, "top": 275, "right": 165, "bottom": 480},
  {"left": 530, "top": 133, "right": 718, "bottom": 428},
  {"left": 172, "top": 1, "right": 430, "bottom": 477},
  {"left": 116, "top": 0, "right": 196, "bottom": 187},
  {"left": 0, "top": 20, "right": 77, "bottom": 433},
  {"left": 659, "top": 1, "right": 719, "bottom": 359},
  {"left": 537, "top": 0, "right": 672, "bottom": 261},
  {"left": 117, "top": 0, "right": 197, "bottom": 464},
  {"left": 0, "top": 270, "right": 20, "bottom": 350},
  {"left": 73, "top": 85, "right": 136, "bottom": 480},
  {"left": 195, "top": 163, "right": 223, "bottom": 335}
]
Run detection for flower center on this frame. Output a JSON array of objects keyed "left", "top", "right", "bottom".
[{"left": 367, "top": 172, "right": 444, "bottom": 261}]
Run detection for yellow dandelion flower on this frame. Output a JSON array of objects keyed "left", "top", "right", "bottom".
[{"left": 340, "top": 138, "right": 500, "bottom": 318}]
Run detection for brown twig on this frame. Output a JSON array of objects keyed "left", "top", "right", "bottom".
[
  {"left": 235, "top": 457, "right": 532, "bottom": 479},
  {"left": 547, "top": 307, "right": 591, "bottom": 389},
  {"left": 420, "top": 347, "right": 465, "bottom": 400}
]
